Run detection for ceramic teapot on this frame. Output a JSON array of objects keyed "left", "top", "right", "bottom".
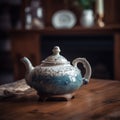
[{"left": 21, "top": 46, "right": 92, "bottom": 101}]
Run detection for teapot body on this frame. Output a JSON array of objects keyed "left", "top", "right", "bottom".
[
  {"left": 28, "top": 64, "right": 83, "bottom": 95},
  {"left": 21, "top": 46, "right": 91, "bottom": 100}
]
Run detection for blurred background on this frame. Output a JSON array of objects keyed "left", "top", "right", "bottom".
[{"left": 0, "top": 0, "right": 120, "bottom": 84}]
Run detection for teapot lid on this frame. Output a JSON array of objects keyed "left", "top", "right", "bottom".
[{"left": 41, "top": 46, "right": 70, "bottom": 66}]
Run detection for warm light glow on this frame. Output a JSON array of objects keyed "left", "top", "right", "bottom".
[
  {"left": 96, "top": 0, "right": 105, "bottom": 27},
  {"left": 96, "top": 0, "right": 104, "bottom": 16}
]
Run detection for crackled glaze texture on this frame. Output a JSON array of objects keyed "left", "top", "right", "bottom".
[{"left": 35, "top": 64, "right": 80, "bottom": 77}]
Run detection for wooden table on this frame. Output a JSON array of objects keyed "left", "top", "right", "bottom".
[{"left": 0, "top": 79, "right": 120, "bottom": 120}]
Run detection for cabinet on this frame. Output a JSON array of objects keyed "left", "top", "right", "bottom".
[
  {"left": 11, "top": 26, "right": 120, "bottom": 80},
  {"left": 10, "top": 0, "right": 120, "bottom": 80}
]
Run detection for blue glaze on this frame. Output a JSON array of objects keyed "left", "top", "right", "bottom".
[{"left": 29, "top": 74, "right": 83, "bottom": 95}]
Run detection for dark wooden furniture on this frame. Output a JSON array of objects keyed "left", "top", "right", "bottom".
[
  {"left": 0, "top": 79, "right": 120, "bottom": 120},
  {"left": 11, "top": 25, "right": 120, "bottom": 80},
  {"left": 10, "top": 0, "right": 120, "bottom": 80}
]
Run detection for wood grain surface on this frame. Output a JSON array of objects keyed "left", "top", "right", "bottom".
[{"left": 0, "top": 79, "right": 120, "bottom": 120}]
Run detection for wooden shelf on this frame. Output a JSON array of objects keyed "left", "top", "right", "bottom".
[{"left": 11, "top": 24, "right": 120, "bottom": 34}]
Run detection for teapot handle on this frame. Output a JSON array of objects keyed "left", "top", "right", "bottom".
[{"left": 72, "top": 58, "right": 92, "bottom": 85}]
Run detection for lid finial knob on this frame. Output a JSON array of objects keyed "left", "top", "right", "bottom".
[{"left": 52, "top": 46, "right": 61, "bottom": 55}]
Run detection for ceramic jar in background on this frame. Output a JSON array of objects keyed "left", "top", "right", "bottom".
[
  {"left": 80, "top": 9, "right": 94, "bottom": 27},
  {"left": 25, "top": 0, "right": 44, "bottom": 29}
]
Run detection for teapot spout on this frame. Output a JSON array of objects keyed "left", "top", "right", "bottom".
[{"left": 21, "top": 57, "right": 34, "bottom": 75}]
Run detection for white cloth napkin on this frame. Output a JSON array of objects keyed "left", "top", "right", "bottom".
[{"left": 0, "top": 79, "right": 30, "bottom": 96}]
